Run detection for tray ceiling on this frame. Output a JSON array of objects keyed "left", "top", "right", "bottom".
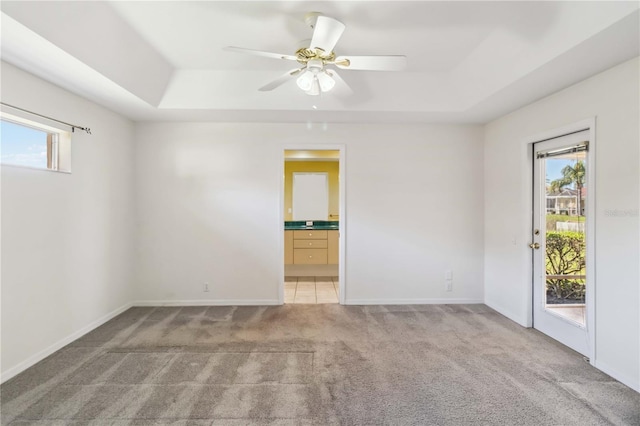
[{"left": 1, "top": 1, "right": 638, "bottom": 123}]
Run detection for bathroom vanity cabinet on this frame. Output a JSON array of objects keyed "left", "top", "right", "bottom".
[{"left": 284, "top": 229, "right": 338, "bottom": 265}]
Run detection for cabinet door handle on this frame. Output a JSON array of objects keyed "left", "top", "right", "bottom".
[{"left": 309, "top": 242, "right": 312, "bottom": 246}]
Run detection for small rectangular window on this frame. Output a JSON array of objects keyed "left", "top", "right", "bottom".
[{"left": 0, "top": 114, "right": 71, "bottom": 173}]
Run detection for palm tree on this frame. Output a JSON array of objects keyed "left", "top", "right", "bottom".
[{"left": 550, "top": 161, "right": 585, "bottom": 216}]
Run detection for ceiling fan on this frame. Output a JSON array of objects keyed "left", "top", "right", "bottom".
[{"left": 224, "top": 12, "right": 407, "bottom": 96}]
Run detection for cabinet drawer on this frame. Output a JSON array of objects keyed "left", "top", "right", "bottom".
[
  {"left": 294, "top": 239, "right": 328, "bottom": 249},
  {"left": 293, "top": 248, "right": 328, "bottom": 264},
  {"left": 293, "top": 230, "right": 328, "bottom": 240}
]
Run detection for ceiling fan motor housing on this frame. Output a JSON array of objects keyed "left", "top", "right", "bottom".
[
  {"left": 307, "top": 59, "right": 324, "bottom": 73},
  {"left": 296, "top": 47, "right": 335, "bottom": 65}
]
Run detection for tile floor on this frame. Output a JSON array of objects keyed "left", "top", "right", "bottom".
[{"left": 284, "top": 276, "right": 339, "bottom": 304}]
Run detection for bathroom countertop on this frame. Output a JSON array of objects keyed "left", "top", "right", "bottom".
[{"left": 284, "top": 221, "right": 339, "bottom": 230}]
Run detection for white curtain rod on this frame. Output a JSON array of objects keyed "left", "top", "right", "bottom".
[{"left": 1, "top": 102, "right": 92, "bottom": 134}]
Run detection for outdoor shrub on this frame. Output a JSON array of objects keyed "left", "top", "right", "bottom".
[{"left": 546, "top": 231, "right": 586, "bottom": 301}]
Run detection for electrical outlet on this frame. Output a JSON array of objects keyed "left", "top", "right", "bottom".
[
  {"left": 203, "top": 282, "right": 210, "bottom": 292},
  {"left": 445, "top": 281, "right": 453, "bottom": 292},
  {"left": 445, "top": 270, "right": 453, "bottom": 280}
]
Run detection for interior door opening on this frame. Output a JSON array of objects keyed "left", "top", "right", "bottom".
[
  {"left": 532, "top": 128, "right": 593, "bottom": 357},
  {"left": 283, "top": 149, "right": 341, "bottom": 304}
]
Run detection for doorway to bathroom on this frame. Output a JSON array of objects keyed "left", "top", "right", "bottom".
[{"left": 281, "top": 147, "right": 345, "bottom": 304}]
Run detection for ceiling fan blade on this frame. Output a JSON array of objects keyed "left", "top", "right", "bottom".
[
  {"left": 334, "top": 55, "right": 407, "bottom": 71},
  {"left": 310, "top": 16, "right": 345, "bottom": 53},
  {"left": 326, "top": 69, "right": 353, "bottom": 97},
  {"left": 224, "top": 46, "right": 297, "bottom": 61},
  {"left": 258, "top": 68, "right": 305, "bottom": 91}
]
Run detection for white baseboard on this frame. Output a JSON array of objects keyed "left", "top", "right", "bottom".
[
  {"left": 132, "top": 299, "right": 281, "bottom": 307},
  {"left": 593, "top": 359, "right": 640, "bottom": 393},
  {"left": 0, "top": 302, "right": 132, "bottom": 384},
  {"left": 345, "top": 298, "right": 484, "bottom": 305}
]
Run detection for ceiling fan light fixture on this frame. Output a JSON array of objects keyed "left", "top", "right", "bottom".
[
  {"left": 297, "top": 65, "right": 334, "bottom": 96},
  {"left": 306, "top": 76, "right": 321, "bottom": 96},
  {"left": 296, "top": 70, "right": 314, "bottom": 91},
  {"left": 317, "top": 71, "right": 335, "bottom": 92}
]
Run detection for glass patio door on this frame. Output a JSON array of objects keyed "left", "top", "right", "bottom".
[{"left": 532, "top": 130, "right": 591, "bottom": 356}]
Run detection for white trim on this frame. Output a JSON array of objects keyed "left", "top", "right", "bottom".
[
  {"left": 0, "top": 163, "right": 72, "bottom": 174},
  {"left": 345, "top": 298, "right": 484, "bottom": 305},
  {"left": 593, "top": 360, "right": 640, "bottom": 393},
  {"left": 132, "top": 299, "right": 280, "bottom": 307},
  {"left": 0, "top": 302, "right": 132, "bottom": 384},
  {"left": 585, "top": 119, "right": 597, "bottom": 365},
  {"left": 278, "top": 154, "right": 286, "bottom": 305},
  {"left": 338, "top": 147, "right": 346, "bottom": 304},
  {"left": 521, "top": 139, "right": 534, "bottom": 328}
]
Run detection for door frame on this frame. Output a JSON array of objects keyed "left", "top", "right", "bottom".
[
  {"left": 278, "top": 144, "right": 346, "bottom": 305},
  {"left": 525, "top": 118, "right": 596, "bottom": 363}
]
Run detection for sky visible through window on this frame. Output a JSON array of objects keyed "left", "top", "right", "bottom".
[
  {"left": 1, "top": 120, "right": 48, "bottom": 168},
  {"left": 546, "top": 152, "right": 587, "bottom": 192},
  {"left": 547, "top": 159, "right": 574, "bottom": 184}
]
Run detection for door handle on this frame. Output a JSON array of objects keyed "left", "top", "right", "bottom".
[{"left": 529, "top": 242, "right": 540, "bottom": 249}]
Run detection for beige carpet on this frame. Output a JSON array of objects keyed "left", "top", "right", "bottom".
[{"left": 2, "top": 304, "right": 639, "bottom": 425}]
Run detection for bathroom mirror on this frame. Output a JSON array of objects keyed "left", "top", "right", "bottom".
[{"left": 292, "top": 172, "right": 328, "bottom": 220}]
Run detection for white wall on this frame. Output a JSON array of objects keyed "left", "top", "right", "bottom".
[
  {"left": 1, "top": 62, "right": 136, "bottom": 381},
  {"left": 484, "top": 57, "right": 640, "bottom": 391},
  {"left": 3, "top": 53, "right": 637, "bottom": 395},
  {"left": 134, "top": 123, "right": 484, "bottom": 305}
]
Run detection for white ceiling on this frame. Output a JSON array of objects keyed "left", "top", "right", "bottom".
[{"left": 1, "top": 1, "right": 638, "bottom": 123}]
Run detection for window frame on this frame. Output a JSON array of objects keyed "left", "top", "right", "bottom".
[{"left": 0, "top": 113, "right": 72, "bottom": 174}]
